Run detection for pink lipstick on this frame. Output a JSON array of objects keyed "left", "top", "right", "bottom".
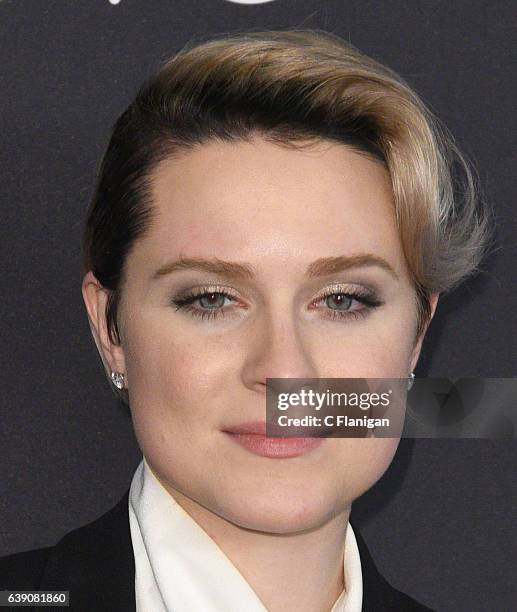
[{"left": 222, "top": 421, "right": 325, "bottom": 458}]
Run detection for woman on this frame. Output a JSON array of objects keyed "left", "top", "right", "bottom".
[{"left": 0, "top": 29, "right": 491, "bottom": 611}]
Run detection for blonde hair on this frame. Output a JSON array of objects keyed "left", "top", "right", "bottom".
[{"left": 82, "top": 28, "right": 494, "bottom": 404}]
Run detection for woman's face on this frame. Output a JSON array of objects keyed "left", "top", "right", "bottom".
[{"left": 84, "top": 136, "right": 437, "bottom": 533}]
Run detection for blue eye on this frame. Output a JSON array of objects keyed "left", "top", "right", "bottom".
[
  {"left": 317, "top": 290, "right": 383, "bottom": 321},
  {"left": 171, "top": 286, "right": 384, "bottom": 322},
  {"left": 197, "top": 292, "right": 228, "bottom": 309},
  {"left": 325, "top": 293, "right": 353, "bottom": 310},
  {"left": 171, "top": 288, "right": 235, "bottom": 321}
]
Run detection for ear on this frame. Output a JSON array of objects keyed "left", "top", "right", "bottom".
[
  {"left": 409, "top": 292, "right": 439, "bottom": 372},
  {"left": 81, "top": 270, "right": 127, "bottom": 377}
]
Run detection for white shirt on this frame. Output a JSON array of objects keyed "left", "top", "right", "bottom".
[{"left": 128, "top": 458, "right": 363, "bottom": 612}]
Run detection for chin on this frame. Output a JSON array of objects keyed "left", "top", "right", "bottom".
[{"left": 216, "top": 479, "right": 350, "bottom": 534}]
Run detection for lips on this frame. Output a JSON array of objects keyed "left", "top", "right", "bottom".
[
  {"left": 222, "top": 420, "right": 326, "bottom": 458},
  {"left": 222, "top": 420, "right": 283, "bottom": 436}
]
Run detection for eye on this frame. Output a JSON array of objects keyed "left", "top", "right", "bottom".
[
  {"left": 197, "top": 292, "right": 227, "bottom": 310},
  {"left": 311, "top": 288, "right": 384, "bottom": 322},
  {"left": 325, "top": 293, "right": 354, "bottom": 310},
  {"left": 171, "top": 285, "right": 384, "bottom": 323},
  {"left": 171, "top": 287, "right": 237, "bottom": 321}
]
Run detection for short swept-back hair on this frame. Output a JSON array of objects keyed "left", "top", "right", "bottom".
[{"left": 81, "top": 29, "right": 494, "bottom": 404}]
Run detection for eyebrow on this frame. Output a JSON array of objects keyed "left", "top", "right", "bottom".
[{"left": 152, "top": 254, "right": 399, "bottom": 281}]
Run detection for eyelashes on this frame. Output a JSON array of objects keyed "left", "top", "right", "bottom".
[
  {"left": 172, "top": 286, "right": 237, "bottom": 321},
  {"left": 172, "top": 286, "right": 237, "bottom": 319},
  {"left": 313, "top": 287, "right": 384, "bottom": 321},
  {"left": 170, "top": 284, "right": 384, "bottom": 323}
]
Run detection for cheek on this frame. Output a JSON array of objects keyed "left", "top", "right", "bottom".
[
  {"left": 122, "top": 324, "right": 226, "bottom": 481},
  {"left": 123, "top": 314, "right": 238, "bottom": 427},
  {"left": 333, "top": 437, "right": 400, "bottom": 501},
  {"left": 310, "top": 315, "right": 416, "bottom": 377}
]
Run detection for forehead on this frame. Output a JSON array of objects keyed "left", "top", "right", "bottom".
[{"left": 131, "top": 137, "right": 406, "bottom": 274}]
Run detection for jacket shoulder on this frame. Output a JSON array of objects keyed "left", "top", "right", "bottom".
[
  {"left": 39, "top": 490, "right": 136, "bottom": 611},
  {"left": 0, "top": 489, "right": 135, "bottom": 612},
  {"left": 0, "top": 546, "right": 52, "bottom": 589},
  {"left": 351, "top": 523, "right": 436, "bottom": 611}
]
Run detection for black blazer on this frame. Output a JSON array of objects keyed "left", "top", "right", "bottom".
[{"left": 0, "top": 490, "right": 434, "bottom": 611}]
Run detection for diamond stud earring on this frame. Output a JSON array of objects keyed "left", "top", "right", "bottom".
[
  {"left": 407, "top": 372, "right": 415, "bottom": 391},
  {"left": 110, "top": 371, "right": 125, "bottom": 390}
]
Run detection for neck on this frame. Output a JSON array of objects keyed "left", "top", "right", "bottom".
[{"left": 161, "top": 481, "right": 350, "bottom": 612}]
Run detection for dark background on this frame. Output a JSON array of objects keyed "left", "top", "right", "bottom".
[{"left": 0, "top": 1, "right": 516, "bottom": 610}]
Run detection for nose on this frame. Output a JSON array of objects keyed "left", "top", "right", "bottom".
[{"left": 240, "top": 307, "right": 319, "bottom": 394}]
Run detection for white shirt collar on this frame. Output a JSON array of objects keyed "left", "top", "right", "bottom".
[{"left": 129, "top": 458, "right": 363, "bottom": 612}]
